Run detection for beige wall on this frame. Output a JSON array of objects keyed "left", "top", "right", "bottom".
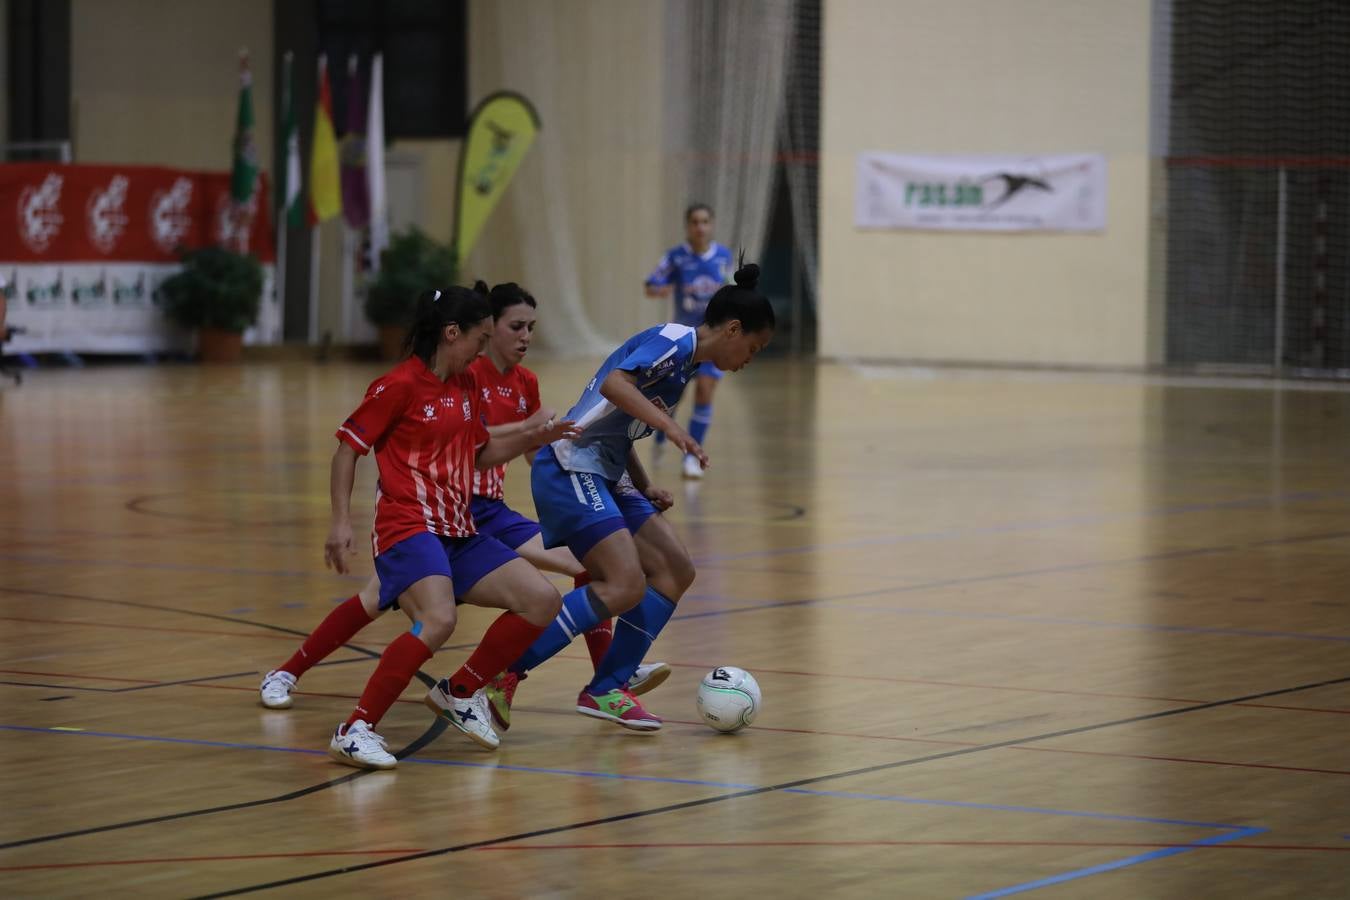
[
  {"left": 465, "top": 0, "right": 670, "bottom": 354},
  {"left": 70, "top": 0, "right": 273, "bottom": 174},
  {"left": 819, "top": 0, "right": 1152, "bottom": 367}
]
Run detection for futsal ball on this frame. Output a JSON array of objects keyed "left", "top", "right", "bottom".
[{"left": 696, "top": 666, "right": 762, "bottom": 733}]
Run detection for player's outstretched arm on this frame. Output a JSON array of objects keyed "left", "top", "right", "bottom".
[
  {"left": 600, "top": 370, "right": 708, "bottom": 467},
  {"left": 477, "top": 416, "right": 580, "bottom": 470}
]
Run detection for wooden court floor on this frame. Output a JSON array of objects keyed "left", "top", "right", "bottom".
[{"left": 1, "top": 357, "right": 1347, "bottom": 898}]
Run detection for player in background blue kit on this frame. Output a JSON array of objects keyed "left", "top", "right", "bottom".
[
  {"left": 485, "top": 264, "right": 775, "bottom": 731},
  {"left": 644, "top": 203, "right": 733, "bottom": 479}
]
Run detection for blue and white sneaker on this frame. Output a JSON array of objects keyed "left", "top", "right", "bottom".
[
  {"left": 424, "top": 679, "right": 500, "bottom": 750},
  {"left": 328, "top": 719, "right": 396, "bottom": 770}
]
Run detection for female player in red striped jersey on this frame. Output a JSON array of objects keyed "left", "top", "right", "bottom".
[
  {"left": 318, "top": 285, "right": 579, "bottom": 769},
  {"left": 260, "top": 284, "right": 669, "bottom": 758}
]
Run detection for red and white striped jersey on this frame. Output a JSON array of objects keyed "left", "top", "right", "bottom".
[
  {"left": 336, "top": 357, "right": 488, "bottom": 556},
  {"left": 468, "top": 355, "right": 541, "bottom": 500}
]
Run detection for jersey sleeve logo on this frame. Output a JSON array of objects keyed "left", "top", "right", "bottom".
[{"left": 422, "top": 403, "right": 436, "bottom": 420}]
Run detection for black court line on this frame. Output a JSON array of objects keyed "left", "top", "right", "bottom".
[
  {"left": 194, "top": 672, "right": 1350, "bottom": 898},
  {"left": 0, "top": 677, "right": 448, "bottom": 853}
]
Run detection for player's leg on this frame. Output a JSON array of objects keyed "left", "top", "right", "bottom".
[
  {"left": 261, "top": 574, "right": 386, "bottom": 708},
  {"left": 586, "top": 512, "right": 693, "bottom": 714},
  {"left": 328, "top": 535, "right": 458, "bottom": 769},
  {"left": 424, "top": 537, "right": 560, "bottom": 749}
]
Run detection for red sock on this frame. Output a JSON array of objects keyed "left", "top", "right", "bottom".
[
  {"left": 279, "top": 595, "right": 373, "bottom": 679},
  {"left": 450, "top": 612, "right": 546, "bottom": 697},
  {"left": 583, "top": 620, "right": 613, "bottom": 670},
  {"left": 574, "top": 572, "right": 591, "bottom": 589},
  {"left": 345, "top": 632, "right": 432, "bottom": 729}
]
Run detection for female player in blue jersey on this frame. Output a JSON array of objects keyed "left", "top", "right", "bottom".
[
  {"left": 644, "top": 203, "right": 734, "bottom": 479},
  {"left": 487, "top": 263, "right": 775, "bottom": 730}
]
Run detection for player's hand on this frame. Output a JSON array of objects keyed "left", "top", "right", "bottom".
[
  {"left": 663, "top": 425, "right": 708, "bottom": 469},
  {"left": 645, "top": 284, "right": 674, "bottom": 299},
  {"left": 645, "top": 486, "right": 674, "bottom": 511},
  {"left": 325, "top": 520, "right": 355, "bottom": 574},
  {"left": 522, "top": 406, "right": 556, "bottom": 428},
  {"left": 533, "top": 416, "right": 581, "bottom": 443}
]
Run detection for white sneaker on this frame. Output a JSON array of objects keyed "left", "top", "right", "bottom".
[
  {"left": 424, "top": 679, "right": 500, "bottom": 750},
  {"left": 627, "top": 661, "right": 672, "bottom": 696},
  {"left": 682, "top": 454, "right": 704, "bottom": 479},
  {"left": 328, "top": 719, "right": 397, "bottom": 769},
  {"left": 259, "top": 669, "right": 297, "bottom": 709}
]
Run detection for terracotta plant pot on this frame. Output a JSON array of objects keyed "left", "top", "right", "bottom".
[
  {"left": 378, "top": 325, "right": 407, "bottom": 361},
  {"left": 198, "top": 328, "right": 244, "bottom": 363}
]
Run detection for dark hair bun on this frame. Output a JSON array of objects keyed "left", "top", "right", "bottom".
[
  {"left": 732, "top": 264, "right": 760, "bottom": 290},
  {"left": 472, "top": 280, "right": 490, "bottom": 295}
]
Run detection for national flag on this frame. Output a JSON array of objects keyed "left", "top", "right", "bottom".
[
  {"left": 230, "top": 50, "right": 259, "bottom": 204},
  {"left": 340, "top": 54, "right": 369, "bottom": 229},
  {"left": 308, "top": 54, "right": 342, "bottom": 225},
  {"left": 277, "top": 52, "right": 303, "bottom": 229}
]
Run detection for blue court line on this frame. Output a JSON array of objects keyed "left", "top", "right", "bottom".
[
  {"left": 965, "top": 826, "right": 1268, "bottom": 899},
  {"left": 3, "top": 723, "right": 1268, "bottom": 895}
]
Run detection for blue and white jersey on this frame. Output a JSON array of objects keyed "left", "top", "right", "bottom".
[
  {"left": 645, "top": 242, "right": 732, "bottom": 327},
  {"left": 551, "top": 323, "right": 700, "bottom": 480}
]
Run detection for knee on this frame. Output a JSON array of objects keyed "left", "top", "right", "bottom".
[
  {"left": 668, "top": 553, "right": 696, "bottom": 596},
  {"left": 521, "top": 585, "right": 562, "bottom": 628},
  {"left": 418, "top": 604, "right": 458, "bottom": 644},
  {"left": 595, "top": 567, "right": 647, "bottom": 614}
]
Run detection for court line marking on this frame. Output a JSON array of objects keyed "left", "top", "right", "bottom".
[
  {"left": 0, "top": 722, "right": 1270, "bottom": 896},
  {"left": 185, "top": 671, "right": 1350, "bottom": 897},
  {"left": 0, "top": 849, "right": 429, "bottom": 872},
  {"left": 5, "top": 671, "right": 1326, "bottom": 896},
  {"left": 471, "top": 839, "right": 1348, "bottom": 852},
  {"left": 965, "top": 828, "right": 1268, "bottom": 899}
]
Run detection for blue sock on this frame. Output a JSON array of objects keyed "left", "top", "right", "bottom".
[
  {"left": 510, "top": 585, "right": 607, "bottom": 674},
  {"left": 587, "top": 586, "right": 677, "bottom": 694},
  {"left": 688, "top": 403, "right": 712, "bottom": 447},
  {"left": 654, "top": 429, "right": 666, "bottom": 445}
]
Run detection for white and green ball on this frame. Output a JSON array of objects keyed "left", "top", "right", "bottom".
[{"left": 696, "top": 666, "right": 762, "bottom": 733}]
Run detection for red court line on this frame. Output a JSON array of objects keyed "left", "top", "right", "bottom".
[
  {"left": 0, "top": 849, "right": 428, "bottom": 872},
  {"left": 0, "top": 616, "right": 305, "bottom": 642},
  {"left": 1014, "top": 745, "right": 1350, "bottom": 777},
  {"left": 556, "top": 653, "right": 1348, "bottom": 715},
  {"left": 5, "top": 668, "right": 1342, "bottom": 777},
  {"left": 474, "top": 840, "right": 1350, "bottom": 852}
]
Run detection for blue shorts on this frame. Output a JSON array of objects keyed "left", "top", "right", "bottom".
[
  {"left": 470, "top": 496, "right": 541, "bottom": 550},
  {"left": 374, "top": 531, "right": 518, "bottom": 611},
  {"left": 697, "top": 360, "right": 723, "bottom": 381},
  {"left": 531, "top": 446, "right": 659, "bottom": 562}
]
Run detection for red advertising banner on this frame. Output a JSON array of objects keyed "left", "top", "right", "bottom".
[{"left": 1, "top": 163, "right": 275, "bottom": 263}]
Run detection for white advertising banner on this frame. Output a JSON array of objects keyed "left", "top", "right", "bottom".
[
  {"left": 855, "top": 153, "right": 1107, "bottom": 232},
  {"left": 2, "top": 264, "right": 280, "bottom": 354}
]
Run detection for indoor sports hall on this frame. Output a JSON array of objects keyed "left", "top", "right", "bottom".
[{"left": 2, "top": 2, "right": 1347, "bottom": 897}]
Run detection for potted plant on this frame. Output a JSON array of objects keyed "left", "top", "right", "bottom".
[
  {"left": 159, "top": 245, "right": 263, "bottom": 363},
  {"left": 364, "top": 227, "right": 457, "bottom": 360}
]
